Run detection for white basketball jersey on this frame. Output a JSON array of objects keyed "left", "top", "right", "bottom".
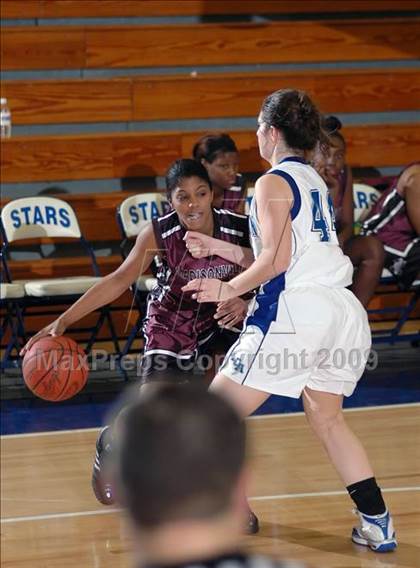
[{"left": 249, "top": 157, "right": 353, "bottom": 288}]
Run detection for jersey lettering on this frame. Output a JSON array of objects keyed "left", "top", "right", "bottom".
[
  {"left": 310, "top": 189, "right": 330, "bottom": 242},
  {"left": 327, "top": 192, "right": 337, "bottom": 232}
]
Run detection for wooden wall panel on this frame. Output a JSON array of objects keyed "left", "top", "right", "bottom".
[
  {"left": 111, "top": 135, "right": 182, "bottom": 179},
  {"left": 1, "top": 136, "right": 114, "bottom": 182},
  {"left": 3, "top": 69, "right": 419, "bottom": 125},
  {"left": 2, "top": 1, "right": 420, "bottom": 19},
  {"left": 133, "top": 69, "right": 420, "bottom": 120},
  {"left": 1, "top": 28, "right": 85, "bottom": 71},
  {"left": 343, "top": 123, "right": 420, "bottom": 168},
  {"left": 2, "top": 124, "right": 418, "bottom": 183},
  {"left": 63, "top": 192, "right": 131, "bottom": 241},
  {"left": 1, "top": 0, "right": 41, "bottom": 18},
  {"left": 85, "top": 20, "right": 420, "bottom": 69},
  {"left": 1, "top": 79, "right": 132, "bottom": 124},
  {"left": 1, "top": 132, "right": 182, "bottom": 182},
  {"left": 3, "top": 19, "right": 419, "bottom": 70}
]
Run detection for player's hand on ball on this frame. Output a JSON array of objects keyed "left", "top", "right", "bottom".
[
  {"left": 182, "top": 278, "right": 236, "bottom": 302},
  {"left": 215, "top": 297, "right": 247, "bottom": 329},
  {"left": 183, "top": 231, "right": 213, "bottom": 258},
  {"left": 20, "top": 317, "right": 67, "bottom": 356}
]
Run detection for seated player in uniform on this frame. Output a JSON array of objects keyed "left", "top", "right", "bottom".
[
  {"left": 193, "top": 133, "right": 247, "bottom": 213},
  {"left": 21, "top": 158, "right": 257, "bottom": 530},
  {"left": 116, "top": 383, "right": 307, "bottom": 568},
  {"left": 361, "top": 162, "right": 420, "bottom": 290},
  {"left": 311, "top": 116, "right": 385, "bottom": 307}
]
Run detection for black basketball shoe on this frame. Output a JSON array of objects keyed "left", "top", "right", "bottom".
[
  {"left": 91, "top": 426, "right": 115, "bottom": 505},
  {"left": 245, "top": 509, "right": 259, "bottom": 534}
]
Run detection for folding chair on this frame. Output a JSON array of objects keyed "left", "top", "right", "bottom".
[
  {"left": 353, "top": 184, "right": 419, "bottom": 344},
  {"left": 1, "top": 251, "right": 27, "bottom": 369},
  {"left": 353, "top": 183, "right": 381, "bottom": 227},
  {"left": 1, "top": 196, "right": 120, "bottom": 355},
  {"left": 116, "top": 192, "right": 169, "bottom": 356}
]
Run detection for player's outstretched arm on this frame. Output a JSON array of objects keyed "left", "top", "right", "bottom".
[
  {"left": 183, "top": 175, "right": 293, "bottom": 302},
  {"left": 183, "top": 231, "right": 254, "bottom": 268},
  {"left": 21, "top": 224, "right": 158, "bottom": 354}
]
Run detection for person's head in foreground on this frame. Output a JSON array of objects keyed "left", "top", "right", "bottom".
[{"left": 116, "top": 383, "right": 248, "bottom": 565}]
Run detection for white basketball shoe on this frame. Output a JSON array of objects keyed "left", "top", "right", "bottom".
[{"left": 352, "top": 509, "right": 397, "bottom": 552}]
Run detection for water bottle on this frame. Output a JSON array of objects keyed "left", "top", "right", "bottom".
[{"left": 1, "top": 98, "right": 12, "bottom": 138}]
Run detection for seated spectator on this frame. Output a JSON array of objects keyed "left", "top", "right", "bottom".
[
  {"left": 115, "top": 383, "right": 308, "bottom": 568},
  {"left": 361, "top": 162, "right": 420, "bottom": 290},
  {"left": 311, "top": 116, "right": 385, "bottom": 307},
  {"left": 193, "top": 133, "right": 247, "bottom": 213}
]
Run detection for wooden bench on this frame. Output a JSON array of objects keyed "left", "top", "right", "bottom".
[
  {"left": 2, "top": 1, "right": 419, "bottom": 19},
  {"left": 2, "top": 124, "right": 419, "bottom": 183},
  {"left": 2, "top": 18, "right": 419, "bottom": 70},
  {"left": 2, "top": 68, "right": 419, "bottom": 125}
]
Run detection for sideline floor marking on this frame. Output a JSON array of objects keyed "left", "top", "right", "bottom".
[{"left": 2, "top": 486, "right": 419, "bottom": 524}]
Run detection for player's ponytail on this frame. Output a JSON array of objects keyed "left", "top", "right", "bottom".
[{"left": 260, "top": 89, "right": 324, "bottom": 151}]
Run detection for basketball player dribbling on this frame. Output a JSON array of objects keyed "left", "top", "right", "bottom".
[
  {"left": 21, "top": 158, "right": 258, "bottom": 533},
  {"left": 183, "top": 89, "right": 397, "bottom": 552}
]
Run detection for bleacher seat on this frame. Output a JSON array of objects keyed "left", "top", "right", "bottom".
[{"left": 2, "top": 124, "right": 419, "bottom": 184}]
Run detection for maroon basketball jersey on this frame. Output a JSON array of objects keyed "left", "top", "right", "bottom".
[
  {"left": 222, "top": 174, "right": 247, "bottom": 212},
  {"left": 362, "top": 164, "right": 419, "bottom": 254},
  {"left": 143, "top": 208, "right": 250, "bottom": 358}
]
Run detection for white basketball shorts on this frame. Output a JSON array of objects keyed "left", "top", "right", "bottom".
[{"left": 219, "top": 286, "right": 371, "bottom": 398}]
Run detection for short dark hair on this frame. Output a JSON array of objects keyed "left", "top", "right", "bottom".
[
  {"left": 165, "top": 158, "right": 212, "bottom": 200},
  {"left": 260, "top": 89, "right": 325, "bottom": 151},
  {"left": 117, "top": 384, "right": 246, "bottom": 528},
  {"left": 192, "top": 133, "right": 238, "bottom": 163}
]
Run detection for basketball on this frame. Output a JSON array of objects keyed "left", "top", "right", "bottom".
[{"left": 22, "top": 336, "right": 89, "bottom": 401}]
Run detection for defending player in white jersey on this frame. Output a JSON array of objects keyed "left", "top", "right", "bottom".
[{"left": 183, "top": 89, "right": 397, "bottom": 553}]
